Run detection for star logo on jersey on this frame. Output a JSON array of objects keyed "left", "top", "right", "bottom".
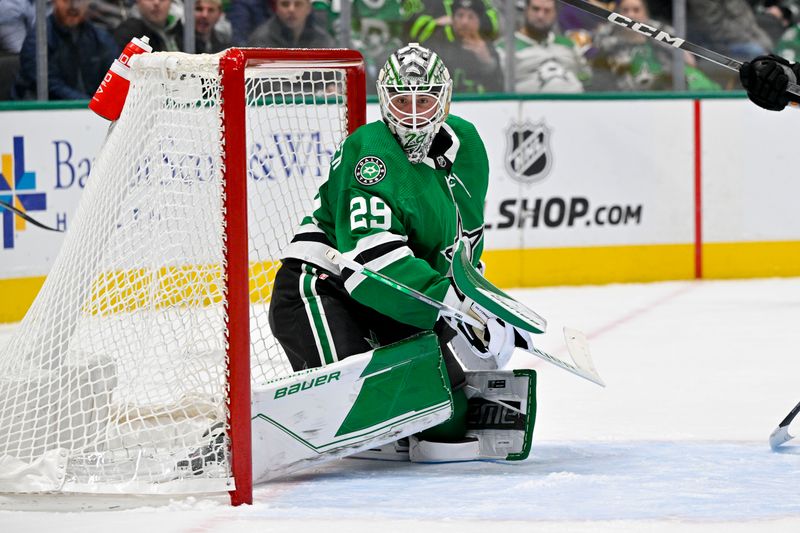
[
  {"left": 631, "top": 59, "right": 656, "bottom": 89},
  {"left": 505, "top": 120, "right": 553, "bottom": 185},
  {"left": 354, "top": 156, "right": 387, "bottom": 186},
  {"left": 441, "top": 210, "right": 483, "bottom": 264}
]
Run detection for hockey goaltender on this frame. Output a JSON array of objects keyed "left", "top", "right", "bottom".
[{"left": 181, "top": 43, "right": 604, "bottom": 483}]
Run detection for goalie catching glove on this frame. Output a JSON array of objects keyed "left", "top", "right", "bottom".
[{"left": 442, "top": 286, "right": 531, "bottom": 368}]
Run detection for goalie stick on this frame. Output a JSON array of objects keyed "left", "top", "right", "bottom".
[
  {"left": 558, "top": 0, "right": 800, "bottom": 98},
  {"left": 324, "top": 248, "right": 605, "bottom": 387},
  {"left": 769, "top": 399, "right": 800, "bottom": 450},
  {"left": 324, "top": 248, "right": 484, "bottom": 330}
]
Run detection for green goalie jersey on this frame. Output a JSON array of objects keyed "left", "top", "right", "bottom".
[{"left": 281, "top": 114, "right": 488, "bottom": 330}]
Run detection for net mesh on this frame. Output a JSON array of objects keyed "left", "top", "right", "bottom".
[
  {"left": 245, "top": 66, "right": 349, "bottom": 384},
  {"left": 0, "top": 51, "right": 353, "bottom": 494}
]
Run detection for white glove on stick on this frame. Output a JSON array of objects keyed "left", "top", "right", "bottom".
[{"left": 442, "top": 286, "right": 517, "bottom": 368}]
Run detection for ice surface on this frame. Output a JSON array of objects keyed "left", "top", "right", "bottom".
[{"left": 1, "top": 278, "right": 800, "bottom": 532}]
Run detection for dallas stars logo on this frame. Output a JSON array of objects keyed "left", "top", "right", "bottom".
[
  {"left": 354, "top": 156, "right": 387, "bottom": 186},
  {"left": 442, "top": 209, "right": 483, "bottom": 264}
]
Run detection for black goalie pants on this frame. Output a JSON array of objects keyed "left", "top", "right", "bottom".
[{"left": 268, "top": 259, "right": 465, "bottom": 390}]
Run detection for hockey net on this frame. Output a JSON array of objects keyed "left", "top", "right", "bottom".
[{"left": 0, "top": 49, "right": 365, "bottom": 504}]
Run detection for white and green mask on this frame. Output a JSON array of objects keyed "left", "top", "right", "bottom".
[{"left": 377, "top": 43, "right": 453, "bottom": 163}]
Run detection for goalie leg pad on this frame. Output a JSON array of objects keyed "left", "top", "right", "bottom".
[
  {"left": 250, "top": 332, "right": 453, "bottom": 482},
  {"left": 465, "top": 369, "right": 537, "bottom": 461},
  {"left": 408, "top": 369, "right": 537, "bottom": 462}
]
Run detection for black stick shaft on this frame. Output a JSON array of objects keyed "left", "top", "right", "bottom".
[
  {"left": 557, "top": 0, "right": 800, "bottom": 97},
  {"left": 778, "top": 399, "right": 800, "bottom": 429},
  {"left": 0, "top": 199, "right": 63, "bottom": 232}
]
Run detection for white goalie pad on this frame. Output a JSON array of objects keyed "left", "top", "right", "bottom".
[
  {"left": 374, "top": 369, "right": 538, "bottom": 464},
  {"left": 462, "top": 369, "right": 536, "bottom": 461},
  {"left": 250, "top": 332, "right": 453, "bottom": 482}
]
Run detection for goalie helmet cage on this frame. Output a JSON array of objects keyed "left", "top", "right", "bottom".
[{"left": 0, "top": 48, "right": 366, "bottom": 506}]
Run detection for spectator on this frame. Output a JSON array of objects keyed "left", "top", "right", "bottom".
[
  {"left": 16, "top": 0, "right": 118, "bottom": 100},
  {"left": 593, "top": 0, "right": 719, "bottom": 92},
  {"left": 114, "top": 0, "right": 184, "bottom": 52},
  {"left": 87, "top": 0, "right": 134, "bottom": 32},
  {"left": 754, "top": 0, "right": 800, "bottom": 43},
  {"left": 559, "top": 1, "right": 611, "bottom": 34},
  {"left": 227, "top": 0, "right": 273, "bottom": 46},
  {"left": 687, "top": 0, "right": 773, "bottom": 61},
  {"left": 247, "top": 0, "right": 334, "bottom": 48},
  {"left": 0, "top": 0, "right": 35, "bottom": 100},
  {"left": 311, "top": 0, "right": 421, "bottom": 92},
  {"left": 408, "top": 0, "right": 498, "bottom": 45},
  {"left": 556, "top": 1, "right": 621, "bottom": 61},
  {"left": 775, "top": 2, "right": 800, "bottom": 61},
  {"left": 195, "top": 0, "right": 230, "bottom": 52},
  {"left": 637, "top": 0, "right": 671, "bottom": 22},
  {"left": 0, "top": 0, "right": 36, "bottom": 54},
  {"left": 431, "top": 0, "right": 503, "bottom": 93},
  {"left": 309, "top": 0, "right": 334, "bottom": 36},
  {"left": 497, "top": 0, "right": 589, "bottom": 93}
]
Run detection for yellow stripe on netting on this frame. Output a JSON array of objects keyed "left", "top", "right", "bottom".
[
  {"left": 84, "top": 260, "right": 282, "bottom": 315},
  {"left": 84, "top": 264, "right": 225, "bottom": 314},
  {"left": 249, "top": 260, "right": 280, "bottom": 303}
]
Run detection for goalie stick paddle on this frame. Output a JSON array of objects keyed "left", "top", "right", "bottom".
[
  {"left": 451, "top": 238, "right": 546, "bottom": 334},
  {"left": 769, "top": 399, "right": 800, "bottom": 450},
  {"left": 557, "top": 0, "right": 800, "bottom": 98},
  {"left": 325, "top": 248, "right": 605, "bottom": 387}
]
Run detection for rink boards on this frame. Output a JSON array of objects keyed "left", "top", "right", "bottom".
[{"left": 1, "top": 95, "right": 799, "bottom": 321}]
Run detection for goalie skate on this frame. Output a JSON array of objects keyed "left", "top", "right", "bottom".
[{"left": 351, "top": 438, "right": 410, "bottom": 461}]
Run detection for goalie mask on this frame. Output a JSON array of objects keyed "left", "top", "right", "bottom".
[{"left": 377, "top": 43, "right": 452, "bottom": 163}]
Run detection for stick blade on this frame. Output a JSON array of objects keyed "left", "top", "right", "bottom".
[
  {"left": 770, "top": 425, "right": 795, "bottom": 450},
  {"left": 563, "top": 327, "right": 606, "bottom": 388},
  {"left": 769, "top": 400, "right": 800, "bottom": 450}
]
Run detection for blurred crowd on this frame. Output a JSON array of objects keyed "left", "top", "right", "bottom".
[{"left": 2, "top": 0, "right": 800, "bottom": 100}]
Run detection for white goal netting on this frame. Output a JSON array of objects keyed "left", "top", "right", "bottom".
[{"left": 0, "top": 51, "right": 356, "bottom": 495}]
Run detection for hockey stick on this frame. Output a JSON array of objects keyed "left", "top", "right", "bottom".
[
  {"left": 324, "top": 248, "right": 605, "bottom": 387},
  {"left": 324, "top": 248, "right": 483, "bottom": 328},
  {"left": 0, "top": 199, "right": 64, "bottom": 232},
  {"left": 558, "top": 0, "right": 800, "bottom": 98},
  {"left": 769, "top": 399, "right": 800, "bottom": 450}
]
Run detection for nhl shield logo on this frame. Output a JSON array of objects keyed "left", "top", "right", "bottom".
[{"left": 505, "top": 121, "right": 553, "bottom": 184}]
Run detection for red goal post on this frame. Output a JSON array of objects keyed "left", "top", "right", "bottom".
[
  {"left": 0, "top": 48, "right": 366, "bottom": 507},
  {"left": 221, "top": 48, "right": 366, "bottom": 506}
]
